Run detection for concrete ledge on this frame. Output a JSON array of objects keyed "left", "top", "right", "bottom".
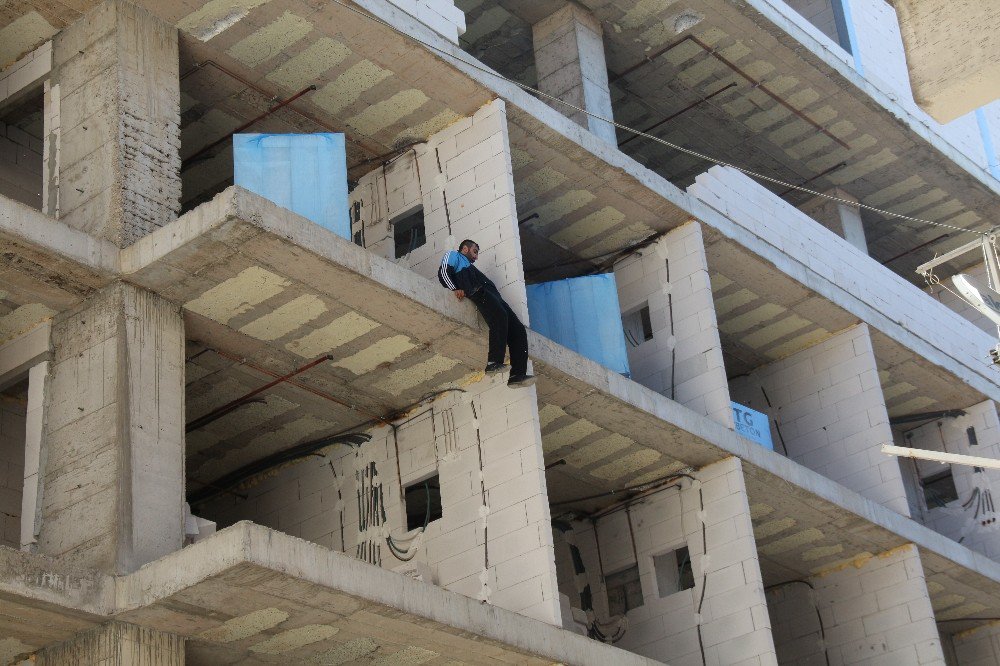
[{"left": 115, "top": 522, "right": 657, "bottom": 665}]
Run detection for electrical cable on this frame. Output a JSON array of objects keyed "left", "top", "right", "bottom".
[
  {"left": 764, "top": 580, "right": 830, "bottom": 666},
  {"left": 386, "top": 479, "right": 432, "bottom": 561},
  {"left": 327, "top": 0, "right": 984, "bottom": 239}
]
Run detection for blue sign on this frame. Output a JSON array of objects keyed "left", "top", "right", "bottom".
[{"left": 731, "top": 402, "right": 773, "bottom": 450}]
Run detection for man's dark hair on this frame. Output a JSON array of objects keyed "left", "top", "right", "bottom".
[{"left": 459, "top": 239, "right": 479, "bottom": 252}]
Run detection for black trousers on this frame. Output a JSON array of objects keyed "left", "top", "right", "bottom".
[{"left": 470, "top": 288, "right": 528, "bottom": 375}]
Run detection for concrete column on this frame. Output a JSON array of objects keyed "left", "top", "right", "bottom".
[
  {"left": 532, "top": 5, "right": 616, "bottom": 144},
  {"left": 36, "top": 621, "right": 184, "bottom": 665},
  {"left": 614, "top": 221, "right": 734, "bottom": 427},
  {"left": 46, "top": 0, "right": 180, "bottom": 247},
  {"left": 768, "top": 544, "right": 945, "bottom": 664},
  {"left": 803, "top": 189, "right": 868, "bottom": 255},
  {"left": 35, "top": 282, "right": 185, "bottom": 574},
  {"left": 730, "top": 323, "right": 910, "bottom": 516}
]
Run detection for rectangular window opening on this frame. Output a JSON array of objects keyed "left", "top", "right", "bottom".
[
  {"left": 0, "top": 377, "right": 29, "bottom": 549},
  {"left": 622, "top": 303, "right": 653, "bottom": 347},
  {"left": 605, "top": 564, "right": 643, "bottom": 616},
  {"left": 393, "top": 207, "right": 426, "bottom": 259},
  {"left": 404, "top": 474, "right": 442, "bottom": 531},
  {"left": 0, "top": 91, "right": 44, "bottom": 212},
  {"left": 654, "top": 545, "right": 695, "bottom": 597},
  {"left": 922, "top": 468, "right": 959, "bottom": 508}
]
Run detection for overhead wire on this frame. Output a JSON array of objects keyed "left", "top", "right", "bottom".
[{"left": 327, "top": 0, "right": 984, "bottom": 239}]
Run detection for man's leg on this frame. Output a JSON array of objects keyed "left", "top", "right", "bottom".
[
  {"left": 503, "top": 301, "right": 529, "bottom": 376},
  {"left": 472, "top": 290, "right": 509, "bottom": 367}
]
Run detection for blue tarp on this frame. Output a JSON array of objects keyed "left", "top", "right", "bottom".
[
  {"left": 731, "top": 402, "right": 774, "bottom": 450},
  {"left": 526, "top": 274, "right": 630, "bottom": 376},
  {"left": 233, "top": 133, "right": 350, "bottom": 239}
]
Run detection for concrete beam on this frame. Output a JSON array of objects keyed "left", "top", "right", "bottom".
[{"left": 889, "top": 0, "right": 1000, "bottom": 123}]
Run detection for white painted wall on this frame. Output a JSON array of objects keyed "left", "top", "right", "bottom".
[{"left": 552, "top": 458, "right": 778, "bottom": 665}]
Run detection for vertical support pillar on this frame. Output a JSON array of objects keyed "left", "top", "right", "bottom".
[
  {"left": 47, "top": 0, "right": 180, "bottom": 246},
  {"left": 831, "top": 188, "right": 868, "bottom": 255},
  {"left": 35, "top": 282, "right": 185, "bottom": 574},
  {"left": 614, "top": 221, "right": 733, "bottom": 427},
  {"left": 36, "top": 621, "right": 184, "bottom": 665},
  {"left": 532, "top": 5, "right": 617, "bottom": 144}
]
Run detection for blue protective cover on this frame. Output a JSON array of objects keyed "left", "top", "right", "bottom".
[
  {"left": 526, "top": 274, "right": 630, "bottom": 375},
  {"left": 233, "top": 133, "right": 350, "bottom": 239},
  {"left": 731, "top": 402, "right": 774, "bottom": 450}
]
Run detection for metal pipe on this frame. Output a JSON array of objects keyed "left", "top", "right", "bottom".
[
  {"left": 208, "top": 348, "right": 388, "bottom": 423},
  {"left": 888, "top": 409, "right": 966, "bottom": 426},
  {"left": 184, "top": 354, "right": 332, "bottom": 433},
  {"left": 182, "top": 85, "right": 317, "bottom": 169},
  {"left": 881, "top": 234, "right": 949, "bottom": 266},
  {"left": 611, "top": 35, "right": 849, "bottom": 150},
  {"left": 685, "top": 35, "right": 850, "bottom": 150},
  {"left": 619, "top": 82, "right": 737, "bottom": 148}
]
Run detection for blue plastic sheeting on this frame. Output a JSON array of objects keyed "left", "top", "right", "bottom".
[
  {"left": 233, "top": 133, "right": 350, "bottom": 239},
  {"left": 526, "top": 274, "right": 630, "bottom": 376},
  {"left": 731, "top": 402, "right": 774, "bottom": 450}
]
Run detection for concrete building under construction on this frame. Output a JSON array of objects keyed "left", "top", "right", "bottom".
[{"left": 2, "top": 0, "right": 1000, "bottom": 663}]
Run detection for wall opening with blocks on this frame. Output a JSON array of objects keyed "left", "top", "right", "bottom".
[
  {"left": 550, "top": 458, "right": 777, "bottom": 664},
  {"left": 192, "top": 376, "right": 562, "bottom": 625},
  {"left": 891, "top": 400, "right": 1000, "bottom": 561},
  {"left": 0, "top": 377, "right": 27, "bottom": 550},
  {"left": 0, "top": 92, "right": 43, "bottom": 211}
]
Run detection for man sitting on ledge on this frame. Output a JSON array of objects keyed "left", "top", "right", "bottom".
[{"left": 438, "top": 239, "right": 535, "bottom": 388}]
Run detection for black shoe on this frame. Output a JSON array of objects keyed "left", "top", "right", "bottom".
[
  {"left": 485, "top": 362, "right": 508, "bottom": 375},
  {"left": 507, "top": 374, "right": 536, "bottom": 388}
]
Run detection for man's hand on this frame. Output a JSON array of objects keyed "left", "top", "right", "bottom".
[{"left": 454, "top": 289, "right": 465, "bottom": 301}]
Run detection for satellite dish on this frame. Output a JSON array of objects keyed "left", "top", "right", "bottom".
[{"left": 953, "top": 274, "right": 1000, "bottom": 327}]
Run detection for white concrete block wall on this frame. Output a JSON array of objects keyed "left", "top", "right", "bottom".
[
  {"left": 351, "top": 99, "right": 530, "bottom": 321},
  {"left": 689, "top": 167, "right": 997, "bottom": 386},
  {"left": 813, "top": 544, "right": 945, "bottom": 665},
  {"left": 200, "top": 377, "right": 562, "bottom": 626},
  {"left": 950, "top": 623, "right": 1000, "bottom": 666},
  {"left": 552, "top": 458, "right": 778, "bottom": 665},
  {"left": 730, "top": 323, "right": 910, "bottom": 516},
  {"left": 896, "top": 400, "right": 1000, "bottom": 560},
  {"left": 364, "top": 0, "right": 466, "bottom": 44},
  {"left": 614, "top": 221, "right": 733, "bottom": 428},
  {"left": 0, "top": 393, "right": 26, "bottom": 549}
]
